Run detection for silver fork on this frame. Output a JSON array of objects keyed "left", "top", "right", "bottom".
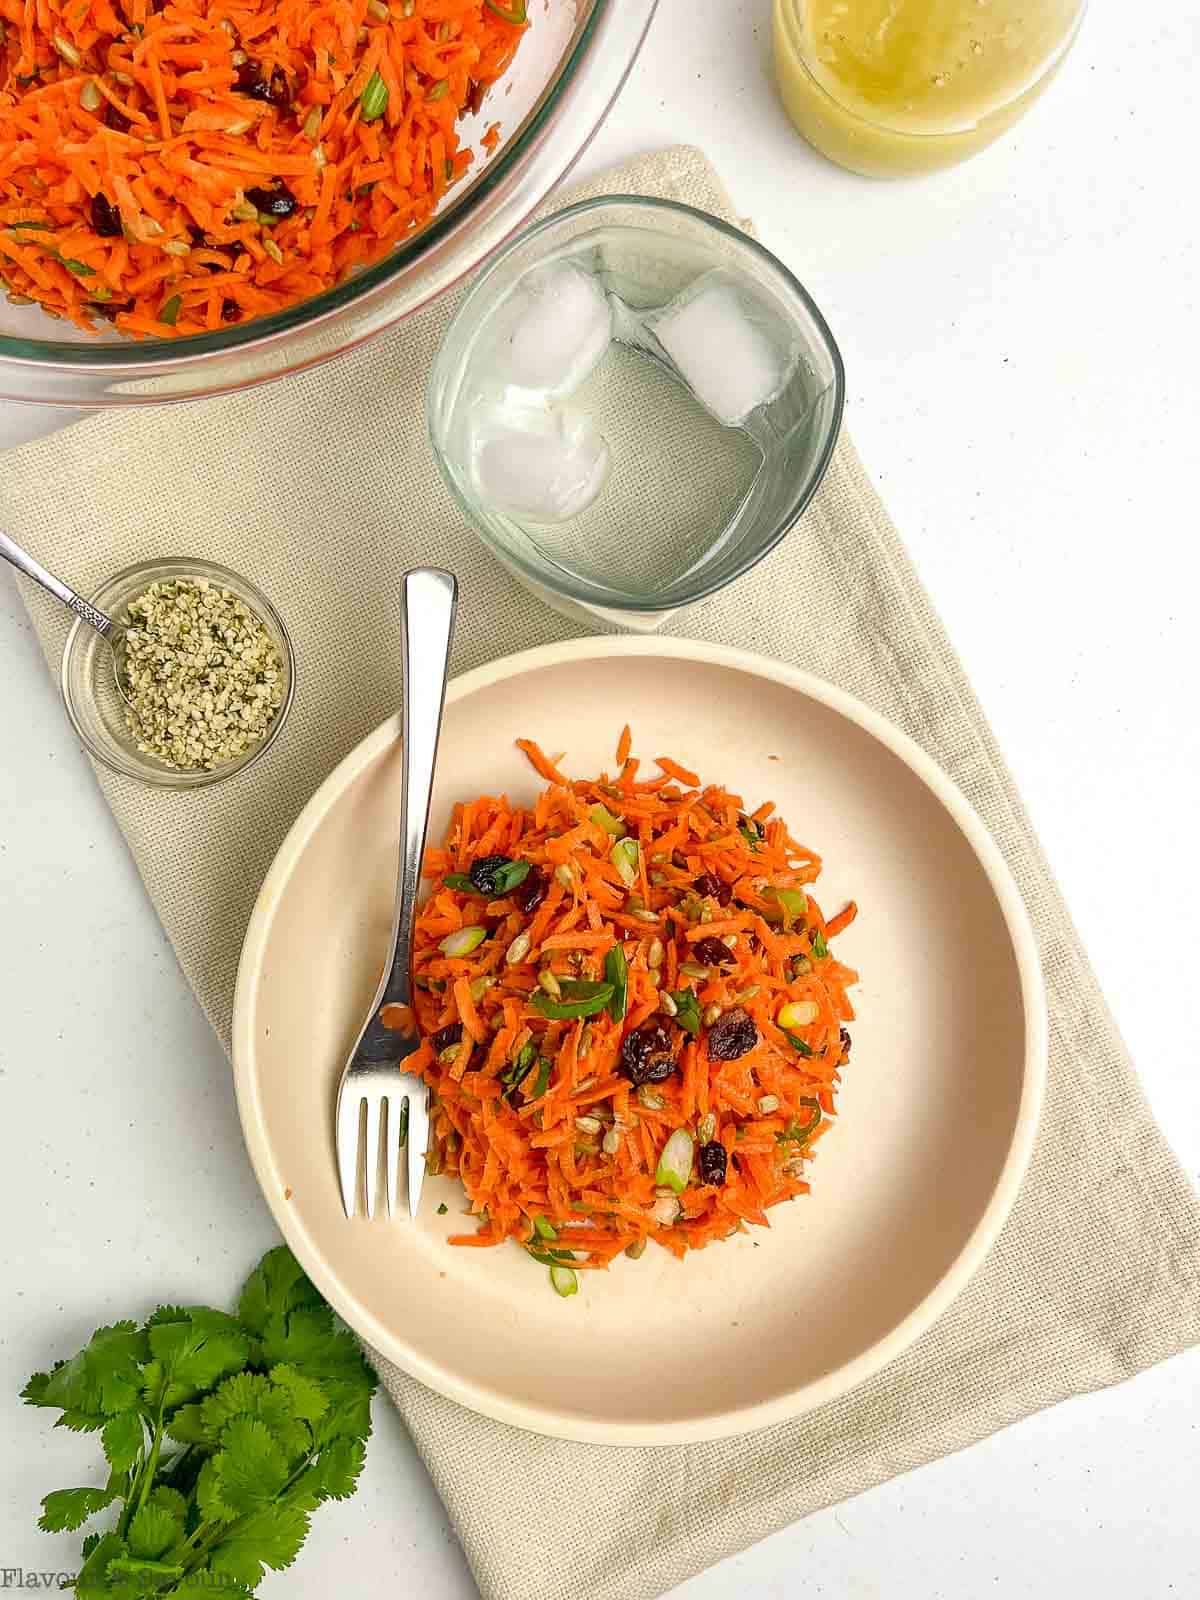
[{"left": 335, "top": 568, "right": 458, "bottom": 1219}]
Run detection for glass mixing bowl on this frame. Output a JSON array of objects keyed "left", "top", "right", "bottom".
[{"left": 0, "top": 0, "right": 656, "bottom": 407}]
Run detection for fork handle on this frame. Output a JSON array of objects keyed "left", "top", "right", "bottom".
[{"left": 357, "top": 568, "right": 458, "bottom": 1059}]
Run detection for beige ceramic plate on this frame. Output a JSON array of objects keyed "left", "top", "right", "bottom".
[{"left": 233, "top": 639, "right": 1045, "bottom": 1445}]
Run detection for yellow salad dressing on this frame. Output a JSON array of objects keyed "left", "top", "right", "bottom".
[{"left": 773, "top": 0, "right": 1085, "bottom": 177}]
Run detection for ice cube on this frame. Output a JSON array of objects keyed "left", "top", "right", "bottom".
[
  {"left": 647, "top": 271, "right": 797, "bottom": 427},
  {"left": 485, "top": 260, "right": 612, "bottom": 401},
  {"left": 469, "top": 405, "right": 610, "bottom": 525}
]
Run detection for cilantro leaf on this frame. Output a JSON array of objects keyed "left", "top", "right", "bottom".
[
  {"left": 148, "top": 1485, "right": 187, "bottom": 1521},
  {"left": 102, "top": 1411, "right": 144, "bottom": 1474},
  {"left": 22, "top": 1370, "right": 54, "bottom": 1406},
  {"left": 165, "top": 1402, "right": 208, "bottom": 1446},
  {"left": 238, "top": 1246, "right": 322, "bottom": 1335},
  {"left": 208, "top": 1502, "right": 310, "bottom": 1588},
  {"left": 269, "top": 1364, "right": 329, "bottom": 1424},
  {"left": 293, "top": 1437, "right": 366, "bottom": 1507},
  {"left": 210, "top": 1417, "right": 290, "bottom": 1516},
  {"left": 81, "top": 1533, "right": 101, "bottom": 1559},
  {"left": 127, "top": 1500, "right": 184, "bottom": 1561},
  {"left": 145, "top": 1313, "right": 249, "bottom": 1407},
  {"left": 38, "top": 1486, "right": 118, "bottom": 1532},
  {"left": 55, "top": 1407, "right": 107, "bottom": 1433},
  {"left": 198, "top": 1371, "right": 311, "bottom": 1462},
  {"left": 196, "top": 1456, "right": 237, "bottom": 1525}
]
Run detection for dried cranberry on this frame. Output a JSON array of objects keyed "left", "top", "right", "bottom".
[
  {"left": 706, "top": 1006, "right": 758, "bottom": 1061},
  {"left": 618, "top": 1023, "right": 678, "bottom": 1086},
  {"left": 515, "top": 866, "right": 547, "bottom": 915},
  {"left": 234, "top": 59, "right": 289, "bottom": 106},
  {"left": 839, "top": 1026, "right": 852, "bottom": 1060},
  {"left": 465, "top": 77, "right": 486, "bottom": 115},
  {"left": 690, "top": 935, "right": 734, "bottom": 969},
  {"left": 221, "top": 298, "right": 241, "bottom": 322},
  {"left": 430, "top": 1023, "right": 463, "bottom": 1055},
  {"left": 694, "top": 871, "right": 732, "bottom": 907},
  {"left": 89, "top": 192, "right": 122, "bottom": 238},
  {"left": 697, "top": 1140, "right": 728, "bottom": 1186},
  {"left": 246, "top": 182, "right": 297, "bottom": 219},
  {"left": 468, "top": 854, "right": 514, "bottom": 895},
  {"left": 99, "top": 99, "right": 130, "bottom": 132}
]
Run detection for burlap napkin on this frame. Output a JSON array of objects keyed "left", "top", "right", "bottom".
[{"left": 4, "top": 147, "right": 1199, "bottom": 1600}]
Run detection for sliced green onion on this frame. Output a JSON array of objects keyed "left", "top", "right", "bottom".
[
  {"left": 532, "top": 1216, "right": 557, "bottom": 1242},
  {"left": 810, "top": 929, "right": 829, "bottom": 960},
  {"left": 611, "top": 837, "right": 639, "bottom": 887},
  {"left": 604, "top": 942, "right": 628, "bottom": 1023},
  {"left": 485, "top": 0, "right": 527, "bottom": 21},
  {"left": 549, "top": 1263, "right": 578, "bottom": 1298},
  {"left": 764, "top": 885, "right": 807, "bottom": 928},
  {"left": 530, "top": 1056, "right": 552, "bottom": 1099},
  {"left": 531, "top": 980, "right": 614, "bottom": 1021},
  {"left": 737, "top": 816, "right": 764, "bottom": 851},
  {"left": 670, "top": 989, "right": 702, "bottom": 1038},
  {"left": 782, "top": 1030, "right": 813, "bottom": 1057},
  {"left": 491, "top": 859, "right": 531, "bottom": 893},
  {"left": 589, "top": 803, "right": 626, "bottom": 837},
  {"left": 59, "top": 256, "right": 95, "bottom": 277},
  {"left": 443, "top": 872, "right": 477, "bottom": 893},
  {"left": 436, "top": 1202, "right": 448, "bottom": 1215},
  {"left": 502, "top": 1042, "right": 536, "bottom": 1086},
  {"left": 360, "top": 68, "right": 388, "bottom": 120},
  {"left": 777, "top": 1098, "right": 822, "bottom": 1146},
  {"left": 7, "top": 220, "right": 54, "bottom": 232},
  {"left": 655, "top": 1129, "right": 694, "bottom": 1194},
  {"left": 158, "top": 293, "right": 181, "bottom": 325},
  {"left": 426, "top": 76, "right": 450, "bottom": 101},
  {"left": 438, "top": 924, "right": 487, "bottom": 957}
]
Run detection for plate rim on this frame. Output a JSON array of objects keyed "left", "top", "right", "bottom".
[{"left": 232, "top": 636, "right": 1047, "bottom": 1445}]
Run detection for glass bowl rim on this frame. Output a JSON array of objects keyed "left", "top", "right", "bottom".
[
  {"left": 426, "top": 191, "right": 846, "bottom": 614},
  {"left": 60, "top": 554, "right": 297, "bottom": 787},
  {"left": 772, "top": 0, "right": 1089, "bottom": 141},
  {"left": 0, "top": 0, "right": 613, "bottom": 371}
]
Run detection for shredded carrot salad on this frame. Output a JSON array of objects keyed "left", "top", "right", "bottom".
[
  {"left": 0, "top": 0, "right": 527, "bottom": 336},
  {"left": 399, "top": 731, "right": 860, "bottom": 1296}
]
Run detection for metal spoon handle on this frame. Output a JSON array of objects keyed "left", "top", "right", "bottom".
[
  {"left": 0, "top": 528, "right": 116, "bottom": 637},
  {"left": 380, "top": 568, "right": 458, "bottom": 1010}
]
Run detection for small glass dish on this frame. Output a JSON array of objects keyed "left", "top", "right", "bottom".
[
  {"left": 427, "top": 195, "right": 844, "bottom": 631},
  {"left": 60, "top": 557, "right": 295, "bottom": 788}
]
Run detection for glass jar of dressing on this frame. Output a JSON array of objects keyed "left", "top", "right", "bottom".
[{"left": 773, "top": 0, "right": 1086, "bottom": 178}]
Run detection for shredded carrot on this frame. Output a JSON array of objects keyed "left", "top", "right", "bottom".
[
  {"left": 395, "top": 733, "right": 860, "bottom": 1292},
  {"left": 0, "top": 0, "right": 528, "bottom": 336}
]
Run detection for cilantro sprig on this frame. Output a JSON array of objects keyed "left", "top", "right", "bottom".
[{"left": 22, "top": 1246, "right": 375, "bottom": 1598}]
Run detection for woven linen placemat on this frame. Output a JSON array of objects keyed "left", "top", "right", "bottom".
[{"left": 4, "top": 147, "right": 1200, "bottom": 1600}]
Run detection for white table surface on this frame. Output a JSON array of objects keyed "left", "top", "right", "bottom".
[{"left": 3, "top": 3, "right": 1198, "bottom": 1595}]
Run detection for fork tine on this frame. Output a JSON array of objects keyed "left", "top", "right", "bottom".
[
  {"left": 407, "top": 1083, "right": 429, "bottom": 1220},
  {"left": 384, "top": 1095, "right": 402, "bottom": 1218},
  {"left": 363, "top": 1096, "right": 382, "bottom": 1219},
  {"left": 336, "top": 1085, "right": 363, "bottom": 1218}
]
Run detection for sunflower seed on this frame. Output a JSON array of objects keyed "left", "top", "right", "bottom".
[
  {"left": 697, "top": 1112, "right": 717, "bottom": 1143},
  {"left": 702, "top": 1003, "right": 722, "bottom": 1026},
  {"left": 757, "top": 1094, "right": 780, "bottom": 1115},
  {"left": 79, "top": 79, "right": 102, "bottom": 111},
  {"left": 629, "top": 909, "right": 660, "bottom": 924},
  {"left": 578, "top": 1024, "right": 593, "bottom": 1059},
  {"left": 537, "top": 969, "right": 562, "bottom": 1000},
  {"left": 262, "top": 237, "right": 284, "bottom": 265},
  {"left": 554, "top": 863, "right": 575, "bottom": 889},
  {"left": 647, "top": 937, "right": 665, "bottom": 971},
  {"left": 53, "top": 32, "right": 82, "bottom": 65},
  {"left": 505, "top": 931, "right": 531, "bottom": 966},
  {"left": 637, "top": 1084, "right": 665, "bottom": 1110},
  {"left": 733, "top": 984, "right": 761, "bottom": 1003},
  {"left": 659, "top": 992, "right": 678, "bottom": 1018},
  {"left": 680, "top": 961, "right": 710, "bottom": 981},
  {"left": 575, "top": 1115, "right": 602, "bottom": 1136}
]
